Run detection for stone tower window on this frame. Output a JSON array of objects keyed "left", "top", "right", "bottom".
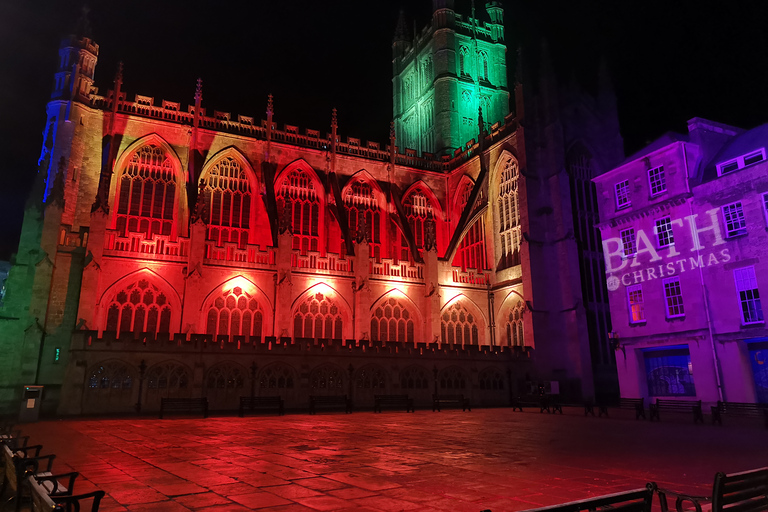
[
  {"left": 370, "top": 296, "right": 415, "bottom": 343},
  {"left": 115, "top": 145, "right": 178, "bottom": 239},
  {"left": 204, "top": 157, "right": 251, "bottom": 249},
  {"left": 441, "top": 301, "right": 480, "bottom": 345},
  {"left": 277, "top": 168, "right": 320, "bottom": 255},
  {"left": 459, "top": 46, "right": 470, "bottom": 76},
  {"left": 479, "top": 51, "right": 489, "bottom": 80},
  {"left": 498, "top": 158, "right": 521, "bottom": 268},
  {"left": 205, "top": 285, "right": 263, "bottom": 339},
  {"left": 293, "top": 292, "right": 343, "bottom": 340},
  {"left": 105, "top": 279, "right": 172, "bottom": 337},
  {"left": 343, "top": 179, "right": 381, "bottom": 260}
]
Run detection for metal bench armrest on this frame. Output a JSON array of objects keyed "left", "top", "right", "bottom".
[
  {"left": 19, "top": 444, "right": 44, "bottom": 457},
  {"left": 656, "top": 485, "right": 710, "bottom": 512},
  {"left": 37, "top": 471, "right": 79, "bottom": 495},
  {"left": 53, "top": 490, "right": 106, "bottom": 512}
]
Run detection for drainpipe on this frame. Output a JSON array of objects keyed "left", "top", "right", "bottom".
[{"left": 684, "top": 145, "right": 724, "bottom": 402}]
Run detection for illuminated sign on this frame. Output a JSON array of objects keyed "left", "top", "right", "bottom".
[{"left": 603, "top": 208, "right": 731, "bottom": 291}]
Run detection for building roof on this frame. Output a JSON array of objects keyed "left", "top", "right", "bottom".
[
  {"left": 621, "top": 131, "right": 688, "bottom": 165},
  {"left": 699, "top": 122, "right": 768, "bottom": 183}
]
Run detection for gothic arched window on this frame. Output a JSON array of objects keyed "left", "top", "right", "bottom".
[
  {"left": 205, "top": 363, "right": 246, "bottom": 389},
  {"left": 146, "top": 362, "right": 189, "bottom": 390},
  {"left": 293, "top": 292, "right": 343, "bottom": 340},
  {"left": 400, "top": 366, "right": 430, "bottom": 389},
  {"left": 452, "top": 180, "right": 487, "bottom": 272},
  {"left": 87, "top": 361, "right": 133, "bottom": 390},
  {"left": 441, "top": 301, "right": 480, "bottom": 345},
  {"left": 403, "top": 190, "right": 433, "bottom": 257},
  {"left": 439, "top": 367, "right": 468, "bottom": 390},
  {"left": 370, "top": 296, "right": 415, "bottom": 343},
  {"left": 479, "top": 51, "right": 489, "bottom": 80},
  {"left": 310, "top": 365, "right": 345, "bottom": 390},
  {"left": 205, "top": 285, "right": 263, "bottom": 339},
  {"left": 356, "top": 366, "right": 387, "bottom": 389},
  {"left": 478, "top": 367, "right": 505, "bottom": 390},
  {"left": 104, "top": 278, "right": 172, "bottom": 337},
  {"left": 115, "top": 145, "right": 178, "bottom": 239},
  {"left": 344, "top": 179, "right": 381, "bottom": 260},
  {"left": 505, "top": 299, "right": 525, "bottom": 347},
  {"left": 459, "top": 46, "right": 469, "bottom": 76},
  {"left": 259, "top": 363, "right": 295, "bottom": 389},
  {"left": 498, "top": 159, "right": 521, "bottom": 269},
  {"left": 204, "top": 157, "right": 252, "bottom": 249},
  {"left": 277, "top": 168, "right": 320, "bottom": 255}
]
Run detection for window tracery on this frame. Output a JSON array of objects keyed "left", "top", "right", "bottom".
[
  {"left": 310, "top": 365, "right": 345, "bottom": 390},
  {"left": 439, "top": 367, "right": 468, "bottom": 390},
  {"left": 87, "top": 361, "right": 133, "bottom": 390},
  {"left": 498, "top": 159, "right": 521, "bottom": 268},
  {"left": 204, "top": 157, "right": 251, "bottom": 249},
  {"left": 459, "top": 46, "right": 469, "bottom": 76},
  {"left": 370, "top": 296, "right": 415, "bottom": 343},
  {"left": 205, "top": 363, "right": 245, "bottom": 389},
  {"left": 478, "top": 367, "right": 504, "bottom": 390},
  {"left": 344, "top": 179, "right": 381, "bottom": 260},
  {"left": 293, "top": 292, "right": 343, "bottom": 340},
  {"left": 355, "top": 366, "right": 386, "bottom": 389},
  {"left": 277, "top": 168, "right": 320, "bottom": 255},
  {"left": 453, "top": 180, "right": 487, "bottom": 271},
  {"left": 259, "top": 363, "right": 295, "bottom": 389},
  {"left": 400, "top": 366, "right": 430, "bottom": 390},
  {"left": 205, "top": 285, "right": 263, "bottom": 338},
  {"left": 115, "top": 145, "right": 177, "bottom": 239},
  {"left": 403, "top": 190, "right": 433, "bottom": 257},
  {"left": 441, "top": 300, "right": 480, "bottom": 345},
  {"left": 146, "top": 362, "right": 189, "bottom": 389},
  {"left": 505, "top": 300, "right": 525, "bottom": 347},
  {"left": 105, "top": 279, "right": 172, "bottom": 337}
]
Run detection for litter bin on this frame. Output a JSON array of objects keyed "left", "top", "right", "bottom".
[{"left": 19, "top": 385, "right": 44, "bottom": 423}]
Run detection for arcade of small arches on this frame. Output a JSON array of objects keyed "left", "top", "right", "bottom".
[
  {"left": 106, "top": 137, "right": 521, "bottom": 274},
  {"left": 98, "top": 274, "right": 527, "bottom": 347}
]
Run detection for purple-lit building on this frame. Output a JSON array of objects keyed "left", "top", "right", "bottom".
[{"left": 594, "top": 118, "right": 768, "bottom": 405}]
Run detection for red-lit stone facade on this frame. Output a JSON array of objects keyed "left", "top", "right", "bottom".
[{"left": 1, "top": 5, "right": 624, "bottom": 414}]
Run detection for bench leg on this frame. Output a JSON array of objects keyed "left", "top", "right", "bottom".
[
  {"left": 598, "top": 405, "right": 608, "bottom": 417},
  {"left": 584, "top": 404, "right": 594, "bottom": 416},
  {"left": 693, "top": 408, "right": 703, "bottom": 424},
  {"left": 649, "top": 407, "right": 659, "bottom": 422}
]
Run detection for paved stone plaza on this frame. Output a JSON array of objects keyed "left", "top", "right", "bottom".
[{"left": 17, "top": 408, "right": 768, "bottom": 511}]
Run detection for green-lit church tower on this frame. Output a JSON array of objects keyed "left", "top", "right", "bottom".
[{"left": 392, "top": 0, "right": 509, "bottom": 156}]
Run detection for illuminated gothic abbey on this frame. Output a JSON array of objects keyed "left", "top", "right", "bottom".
[{"left": 0, "top": 1, "right": 623, "bottom": 414}]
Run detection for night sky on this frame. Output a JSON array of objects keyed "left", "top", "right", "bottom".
[{"left": 1, "top": 0, "right": 766, "bottom": 260}]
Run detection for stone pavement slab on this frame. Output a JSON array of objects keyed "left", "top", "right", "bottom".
[{"left": 15, "top": 407, "right": 768, "bottom": 511}]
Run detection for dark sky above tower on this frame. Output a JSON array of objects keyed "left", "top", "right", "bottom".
[{"left": 0, "top": 0, "right": 766, "bottom": 259}]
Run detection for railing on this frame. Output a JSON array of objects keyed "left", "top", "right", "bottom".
[
  {"left": 104, "top": 230, "right": 189, "bottom": 260},
  {"left": 452, "top": 269, "right": 489, "bottom": 286},
  {"left": 370, "top": 259, "right": 424, "bottom": 281},
  {"left": 291, "top": 251, "right": 353, "bottom": 273},
  {"left": 87, "top": 93, "right": 519, "bottom": 174},
  {"left": 205, "top": 242, "right": 276, "bottom": 267}
]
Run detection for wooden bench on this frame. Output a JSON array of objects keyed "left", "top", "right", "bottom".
[
  {"left": 29, "top": 475, "right": 105, "bottom": 512},
  {"left": 159, "top": 397, "right": 209, "bottom": 419},
  {"left": 2, "top": 445, "right": 77, "bottom": 512},
  {"left": 510, "top": 397, "right": 540, "bottom": 412},
  {"left": 656, "top": 467, "right": 768, "bottom": 512},
  {"left": 592, "top": 398, "right": 646, "bottom": 419},
  {"left": 309, "top": 395, "right": 351, "bottom": 414},
  {"left": 539, "top": 395, "right": 563, "bottom": 414},
  {"left": 649, "top": 398, "right": 703, "bottom": 423},
  {"left": 432, "top": 394, "right": 470, "bottom": 412},
  {"left": 239, "top": 396, "right": 284, "bottom": 417},
  {"left": 711, "top": 401, "right": 768, "bottom": 427},
  {"left": 490, "top": 484, "right": 654, "bottom": 512},
  {"left": 374, "top": 394, "right": 414, "bottom": 413}
]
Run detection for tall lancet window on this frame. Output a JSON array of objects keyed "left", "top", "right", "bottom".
[
  {"left": 277, "top": 168, "right": 320, "bottom": 255},
  {"left": 498, "top": 159, "right": 521, "bottom": 269},
  {"left": 403, "top": 191, "right": 432, "bottom": 258},
  {"left": 453, "top": 181, "right": 487, "bottom": 272},
  {"left": 115, "top": 145, "right": 178, "bottom": 239},
  {"left": 344, "top": 180, "right": 381, "bottom": 261},
  {"left": 205, "top": 157, "right": 251, "bottom": 249}
]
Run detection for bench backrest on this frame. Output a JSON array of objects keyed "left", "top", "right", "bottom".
[
  {"left": 161, "top": 398, "right": 206, "bottom": 404},
  {"left": 311, "top": 395, "right": 346, "bottom": 401},
  {"left": 620, "top": 398, "right": 643, "bottom": 405},
  {"left": 712, "top": 467, "right": 768, "bottom": 512},
  {"left": 519, "top": 486, "right": 653, "bottom": 511},
  {"left": 28, "top": 475, "right": 61, "bottom": 512},
  {"left": 656, "top": 399, "right": 700, "bottom": 407},
  {"left": 434, "top": 394, "right": 464, "bottom": 400}
]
